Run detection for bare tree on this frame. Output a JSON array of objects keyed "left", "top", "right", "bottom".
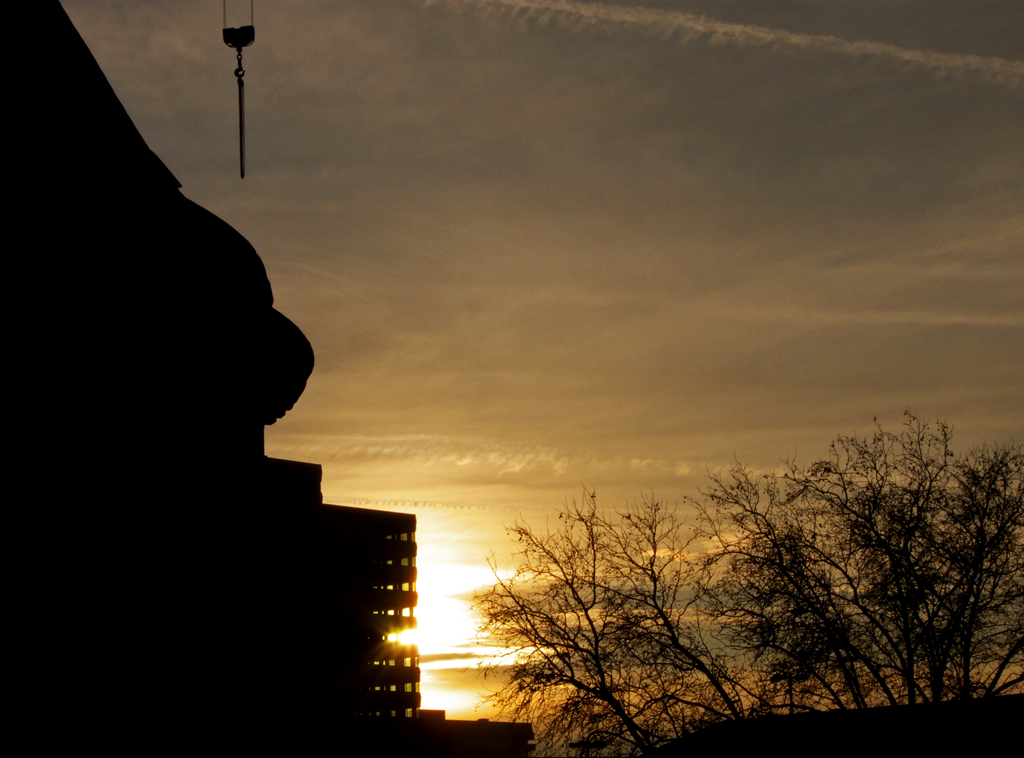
[
  {"left": 694, "top": 415, "right": 1024, "bottom": 712},
  {"left": 475, "top": 492, "right": 744, "bottom": 756},
  {"left": 476, "top": 416, "right": 1022, "bottom": 754}
]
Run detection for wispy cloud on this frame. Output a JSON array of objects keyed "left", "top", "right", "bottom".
[
  {"left": 314, "top": 433, "right": 574, "bottom": 474},
  {"left": 332, "top": 495, "right": 511, "bottom": 511},
  {"left": 420, "top": 651, "right": 484, "bottom": 664},
  {"left": 723, "top": 303, "right": 1024, "bottom": 329},
  {"left": 433, "top": 0, "right": 1024, "bottom": 87},
  {"left": 292, "top": 433, "right": 700, "bottom": 470}
]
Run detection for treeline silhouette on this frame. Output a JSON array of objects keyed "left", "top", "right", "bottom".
[{"left": 476, "top": 415, "right": 1023, "bottom": 755}]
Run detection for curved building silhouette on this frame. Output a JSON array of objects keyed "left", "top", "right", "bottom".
[{"left": 24, "top": 6, "right": 532, "bottom": 754}]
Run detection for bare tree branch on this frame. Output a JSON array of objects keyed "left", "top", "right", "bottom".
[{"left": 475, "top": 416, "right": 1022, "bottom": 755}]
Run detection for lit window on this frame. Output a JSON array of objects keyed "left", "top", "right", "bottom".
[
  {"left": 401, "top": 558, "right": 409, "bottom": 566},
  {"left": 405, "top": 709, "right": 413, "bottom": 718},
  {"left": 388, "top": 610, "right": 395, "bottom": 616},
  {"left": 387, "top": 584, "right": 394, "bottom": 590},
  {"left": 404, "top": 657, "right": 412, "bottom": 667},
  {"left": 389, "top": 659, "right": 396, "bottom": 666},
  {"left": 402, "top": 608, "right": 411, "bottom": 617},
  {"left": 390, "top": 684, "right": 397, "bottom": 692},
  {"left": 400, "top": 533, "right": 408, "bottom": 541},
  {"left": 402, "top": 583, "right": 409, "bottom": 591}
]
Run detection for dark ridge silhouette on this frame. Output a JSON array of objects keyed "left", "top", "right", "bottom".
[
  {"left": 30, "top": 2, "right": 312, "bottom": 455},
  {"left": 23, "top": 3, "right": 315, "bottom": 748},
  {"left": 653, "top": 694, "right": 1023, "bottom": 756},
  {"left": 24, "top": 7, "right": 536, "bottom": 754}
]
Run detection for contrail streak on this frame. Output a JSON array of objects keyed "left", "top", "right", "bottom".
[{"left": 431, "top": 0, "right": 1024, "bottom": 87}]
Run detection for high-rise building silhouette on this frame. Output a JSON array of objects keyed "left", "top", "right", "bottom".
[
  {"left": 261, "top": 457, "right": 421, "bottom": 718},
  {"left": 261, "top": 458, "right": 536, "bottom": 756}
]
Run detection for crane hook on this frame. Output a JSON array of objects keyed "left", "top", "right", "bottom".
[{"left": 223, "top": 2, "right": 254, "bottom": 178}]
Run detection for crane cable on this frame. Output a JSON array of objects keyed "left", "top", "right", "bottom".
[{"left": 223, "top": 1, "right": 255, "bottom": 178}]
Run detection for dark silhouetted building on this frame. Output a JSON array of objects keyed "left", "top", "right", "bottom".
[
  {"left": 261, "top": 457, "right": 421, "bottom": 719},
  {"left": 29, "top": 3, "right": 316, "bottom": 746},
  {"left": 262, "top": 459, "right": 536, "bottom": 756},
  {"left": 32, "top": 5, "right": 532, "bottom": 752},
  {"left": 417, "top": 710, "right": 537, "bottom": 757}
]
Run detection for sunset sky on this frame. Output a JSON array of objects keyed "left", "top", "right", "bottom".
[{"left": 65, "top": 0, "right": 1023, "bottom": 718}]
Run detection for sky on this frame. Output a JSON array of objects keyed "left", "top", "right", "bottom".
[{"left": 64, "top": 0, "right": 1023, "bottom": 719}]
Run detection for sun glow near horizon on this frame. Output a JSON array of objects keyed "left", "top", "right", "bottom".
[{"left": 413, "top": 556, "right": 510, "bottom": 717}]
